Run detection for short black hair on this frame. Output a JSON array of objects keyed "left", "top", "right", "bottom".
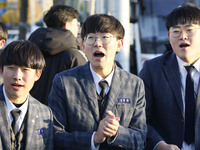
[
  {"left": 0, "top": 40, "right": 45, "bottom": 70},
  {"left": 0, "top": 22, "right": 8, "bottom": 41},
  {"left": 81, "top": 14, "right": 125, "bottom": 40},
  {"left": 43, "top": 5, "right": 79, "bottom": 28},
  {"left": 166, "top": 4, "right": 200, "bottom": 31}
]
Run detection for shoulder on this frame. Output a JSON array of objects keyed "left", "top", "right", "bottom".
[
  {"left": 28, "top": 27, "right": 47, "bottom": 39},
  {"left": 62, "top": 49, "right": 86, "bottom": 58},
  {"left": 144, "top": 51, "right": 174, "bottom": 67},
  {"left": 54, "top": 63, "right": 88, "bottom": 80},
  {"left": 58, "top": 49, "right": 87, "bottom": 64},
  {"left": 115, "top": 66, "right": 143, "bottom": 84},
  {"left": 29, "top": 95, "right": 52, "bottom": 114}
]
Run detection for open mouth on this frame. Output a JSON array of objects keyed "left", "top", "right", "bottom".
[
  {"left": 11, "top": 83, "right": 23, "bottom": 87},
  {"left": 179, "top": 43, "right": 190, "bottom": 48},
  {"left": 94, "top": 51, "right": 105, "bottom": 57}
]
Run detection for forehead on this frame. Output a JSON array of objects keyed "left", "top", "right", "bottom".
[
  {"left": 170, "top": 24, "right": 200, "bottom": 29},
  {"left": 3, "top": 65, "right": 31, "bottom": 69},
  {"left": 87, "top": 32, "right": 113, "bottom": 36}
]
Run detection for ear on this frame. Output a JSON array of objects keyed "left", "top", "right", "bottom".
[
  {"left": 0, "top": 40, "right": 6, "bottom": 49},
  {"left": 64, "top": 21, "right": 71, "bottom": 30},
  {"left": 35, "top": 70, "right": 42, "bottom": 81},
  {"left": 116, "top": 39, "right": 123, "bottom": 53},
  {"left": 63, "top": 22, "right": 68, "bottom": 30},
  {"left": 168, "top": 32, "right": 170, "bottom": 38}
]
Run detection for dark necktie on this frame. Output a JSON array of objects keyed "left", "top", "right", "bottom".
[
  {"left": 99, "top": 80, "right": 108, "bottom": 99},
  {"left": 184, "top": 66, "right": 195, "bottom": 144},
  {"left": 98, "top": 80, "right": 108, "bottom": 117},
  {"left": 11, "top": 110, "right": 21, "bottom": 136}
]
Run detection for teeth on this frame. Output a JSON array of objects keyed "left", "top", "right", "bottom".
[{"left": 96, "top": 52, "right": 102, "bottom": 54}]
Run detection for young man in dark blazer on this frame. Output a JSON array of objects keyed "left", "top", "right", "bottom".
[
  {"left": 139, "top": 4, "right": 200, "bottom": 150},
  {"left": 0, "top": 40, "right": 54, "bottom": 150},
  {"left": 48, "top": 14, "right": 147, "bottom": 150}
]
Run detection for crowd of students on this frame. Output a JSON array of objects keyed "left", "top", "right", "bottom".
[{"left": 0, "top": 3, "right": 200, "bottom": 150}]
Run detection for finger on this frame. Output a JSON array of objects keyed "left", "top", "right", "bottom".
[
  {"left": 103, "top": 127, "right": 116, "bottom": 136},
  {"left": 104, "top": 119, "right": 120, "bottom": 128},
  {"left": 106, "top": 110, "right": 115, "bottom": 119},
  {"left": 104, "top": 121, "right": 119, "bottom": 132},
  {"left": 115, "top": 117, "right": 120, "bottom": 122},
  {"left": 103, "top": 126, "right": 118, "bottom": 137}
]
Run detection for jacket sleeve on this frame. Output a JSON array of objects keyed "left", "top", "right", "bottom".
[
  {"left": 48, "top": 74, "right": 93, "bottom": 150},
  {"left": 139, "top": 61, "right": 164, "bottom": 149}
]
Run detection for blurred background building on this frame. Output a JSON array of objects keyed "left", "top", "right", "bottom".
[{"left": 0, "top": 0, "right": 199, "bottom": 74}]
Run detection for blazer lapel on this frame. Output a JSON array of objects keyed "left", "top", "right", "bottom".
[
  {"left": 162, "top": 53, "right": 184, "bottom": 117},
  {"left": 0, "top": 100, "right": 12, "bottom": 150},
  {"left": 79, "top": 63, "right": 100, "bottom": 122},
  {"left": 25, "top": 97, "right": 38, "bottom": 150},
  {"left": 0, "top": 86, "right": 11, "bottom": 150}
]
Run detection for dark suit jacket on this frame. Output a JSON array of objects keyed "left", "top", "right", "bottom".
[
  {"left": 48, "top": 62, "right": 147, "bottom": 150},
  {"left": 139, "top": 51, "right": 200, "bottom": 149},
  {"left": 0, "top": 85, "right": 54, "bottom": 150}
]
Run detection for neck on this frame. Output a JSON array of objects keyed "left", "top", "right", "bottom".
[
  {"left": 94, "top": 66, "right": 114, "bottom": 79},
  {"left": 9, "top": 95, "right": 28, "bottom": 105},
  {"left": 12, "top": 102, "right": 24, "bottom": 108}
]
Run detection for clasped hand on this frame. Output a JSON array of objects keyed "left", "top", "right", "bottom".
[{"left": 94, "top": 110, "right": 120, "bottom": 144}]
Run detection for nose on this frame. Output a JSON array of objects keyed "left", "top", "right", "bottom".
[
  {"left": 179, "top": 30, "right": 188, "bottom": 39},
  {"left": 13, "top": 68, "right": 23, "bottom": 80},
  {"left": 94, "top": 37, "right": 103, "bottom": 46}
]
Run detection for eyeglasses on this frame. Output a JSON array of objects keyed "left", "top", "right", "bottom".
[
  {"left": 84, "top": 34, "right": 115, "bottom": 45},
  {"left": 169, "top": 26, "right": 200, "bottom": 38}
]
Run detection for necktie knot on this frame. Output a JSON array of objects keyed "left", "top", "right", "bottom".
[
  {"left": 11, "top": 110, "right": 21, "bottom": 121},
  {"left": 99, "top": 80, "right": 108, "bottom": 99},
  {"left": 185, "top": 65, "right": 194, "bottom": 74}
]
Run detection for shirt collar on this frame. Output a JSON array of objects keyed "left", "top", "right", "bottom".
[
  {"left": 3, "top": 85, "right": 29, "bottom": 120},
  {"left": 89, "top": 63, "right": 114, "bottom": 86},
  {"left": 176, "top": 56, "right": 200, "bottom": 73}
]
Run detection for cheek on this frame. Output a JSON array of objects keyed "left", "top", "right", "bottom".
[
  {"left": 25, "top": 76, "right": 37, "bottom": 89},
  {"left": 83, "top": 44, "right": 92, "bottom": 54},
  {"left": 107, "top": 44, "right": 118, "bottom": 54},
  {"left": 193, "top": 36, "right": 200, "bottom": 46},
  {"left": 169, "top": 39, "right": 178, "bottom": 48},
  {"left": 2, "top": 71, "right": 11, "bottom": 80}
]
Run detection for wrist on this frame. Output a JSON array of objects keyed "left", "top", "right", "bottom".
[{"left": 94, "top": 132, "right": 106, "bottom": 145}]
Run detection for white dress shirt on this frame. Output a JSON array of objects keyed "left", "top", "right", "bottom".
[
  {"left": 177, "top": 56, "right": 200, "bottom": 150},
  {"left": 3, "top": 85, "right": 29, "bottom": 132},
  {"left": 89, "top": 63, "right": 114, "bottom": 150}
]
